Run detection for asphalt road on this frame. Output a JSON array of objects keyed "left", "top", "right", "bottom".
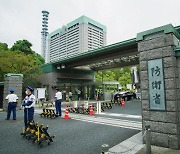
[
  {"left": 96, "top": 99, "right": 142, "bottom": 121},
  {"left": 0, "top": 100, "right": 141, "bottom": 154}
]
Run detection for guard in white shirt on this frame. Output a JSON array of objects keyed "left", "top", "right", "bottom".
[
  {"left": 5, "top": 88, "right": 18, "bottom": 120},
  {"left": 22, "top": 86, "right": 35, "bottom": 129},
  {"left": 55, "top": 88, "right": 62, "bottom": 117}
]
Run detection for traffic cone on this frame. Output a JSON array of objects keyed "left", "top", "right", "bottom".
[
  {"left": 64, "top": 106, "right": 70, "bottom": 119},
  {"left": 89, "top": 104, "right": 94, "bottom": 115},
  {"left": 120, "top": 98, "right": 125, "bottom": 106}
]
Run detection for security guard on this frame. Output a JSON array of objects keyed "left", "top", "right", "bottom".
[
  {"left": 55, "top": 88, "right": 62, "bottom": 117},
  {"left": 5, "top": 88, "right": 18, "bottom": 120},
  {"left": 22, "top": 86, "right": 35, "bottom": 129}
]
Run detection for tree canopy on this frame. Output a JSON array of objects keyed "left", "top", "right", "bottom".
[
  {"left": 95, "top": 68, "right": 132, "bottom": 90},
  {"left": 11, "top": 39, "right": 33, "bottom": 54},
  {"left": 0, "top": 40, "right": 45, "bottom": 87},
  {"left": 0, "top": 50, "right": 39, "bottom": 79},
  {"left": 10, "top": 40, "right": 45, "bottom": 65},
  {"left": 0, "top": 42, "right": 8, "bottom": 51}
]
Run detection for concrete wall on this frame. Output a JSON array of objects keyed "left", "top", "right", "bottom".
[
  {"left": 138, "top": 28, "right": 180, "bottom": 149},
  {"left": 3, "top": 74, "right": 23, "bottom": 110}
]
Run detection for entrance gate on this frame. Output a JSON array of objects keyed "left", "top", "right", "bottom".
[{"left": 41, "top": 24, "right": 180, "bottom": 149}]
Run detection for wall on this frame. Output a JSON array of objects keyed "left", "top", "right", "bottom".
[
  {"left": 138, "top": 24, "right": 180, "bottom": 149},
  {"left": 3, "top": 74, "right": 23, "bottom": 110}
]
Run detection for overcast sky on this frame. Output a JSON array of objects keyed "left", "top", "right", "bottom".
[{"left": 0, "top": 0, "right": 179, "bottom": 55}]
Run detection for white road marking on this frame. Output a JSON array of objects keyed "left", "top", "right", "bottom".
[
  {"left": 69, "top": 114, "right": 142, "bottom": 130},
  {"left": 99, "top": 112, "right": 142, "bottom": 119},
  {"left": 35, "top": 108, "right": 142, "bottom": 130}
]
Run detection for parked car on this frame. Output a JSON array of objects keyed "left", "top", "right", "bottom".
[
  {"left": 114, "top": 91, "right": 136, "bottom": 101},
  {"left": 113, "top": 92, "right": 121, "bottom": 102}
]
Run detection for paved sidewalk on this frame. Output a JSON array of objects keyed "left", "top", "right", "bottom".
[
  {"left": 137, "top": 145, "right": 180, "bottom": 154},
  {"left": 108, "top": 132, "right": 180, "bottom": 154},
  {"left": 108, "top": 132, "right": 144, "bottom": 154}
]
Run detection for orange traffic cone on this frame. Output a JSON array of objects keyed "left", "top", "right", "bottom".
[
  {"left": 89, "top": 104, "right": 94, "bottom": 115},
  {"left": 120, "top": 98, "right": 125, "bottom": 106},
  {"left": 64, "top": 106, "right": 70, "bottom": 119}
]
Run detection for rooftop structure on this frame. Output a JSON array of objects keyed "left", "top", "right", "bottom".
[{"left": 47, "top": 15, "right": 106, "bottom": 62}]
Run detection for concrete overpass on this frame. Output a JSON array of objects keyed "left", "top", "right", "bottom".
[{"left": 50, "top": 38, "right": 138, "bottom": 71}]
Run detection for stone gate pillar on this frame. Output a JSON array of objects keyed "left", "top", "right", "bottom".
[
  {"left": 3, "top": 73, "right": 23, "bottom": 110},
  {"left": 137, "top": 24, "right": 180, "bottom": 149}
]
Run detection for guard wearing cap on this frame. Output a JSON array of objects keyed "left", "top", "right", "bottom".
[
  {"left": 5, "top": 88, "right": 18, "bottom": 120},
  {"left": 22, "top": 86, "right": 36, "bottom": 128},
  {"left": 55, "top": 88, "right": 62, "bottom": 117}
]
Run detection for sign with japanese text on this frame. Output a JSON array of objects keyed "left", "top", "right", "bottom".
[{"left": 148, "top": 59, "right": 165, "bottom": 110}]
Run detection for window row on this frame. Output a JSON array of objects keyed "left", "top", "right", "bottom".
[
  {"left": 88, "top": 28, "right": 103, "bottom": 35},
  {"left": 67, "top": 41, "right": 79, "bottom": 48},
  {"left": 68, "top": 23, "right": 79, "bottom": 30},
  {"left": 67, "top": 26, "right": 79, "bottom": 33},
  {"left": 67, "top": 29, "right": 79, "bottom": 36},
  {"left": 88, "top": 22, "right": 103, "bottom": 31}
]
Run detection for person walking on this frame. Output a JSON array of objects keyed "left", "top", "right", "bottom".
[
  {"left": 22, "top": 86, "right": 35, "bottom": 129},
  {"left": 69, "top": 90, "right": 73, "bottom": 101},
  {"left": 5, "top": 88, "right": 18, "bottom": 120},
  {"left": 77, "top": 89, "right": 81, "bottom": 101},
  {"left": 55, "top": 88, "right": 62, "bottom": 117}
]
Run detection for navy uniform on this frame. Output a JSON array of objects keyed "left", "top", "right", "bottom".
[
  {"left": 22, "top": 86, "right": 35, "bottom": 129},
  {"left": 5, "top": 88, "right": 18, "bottom": 120},
  {"left": 55, "top": 88, "right": 62, "bottom": 117}
]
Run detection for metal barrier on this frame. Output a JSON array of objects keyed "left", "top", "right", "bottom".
[
  {"left": 71, "top": 100, "right": 112, "bottom": 114},
  {"left": 96, "top": 100, "right": 111, "bottom": 114}
]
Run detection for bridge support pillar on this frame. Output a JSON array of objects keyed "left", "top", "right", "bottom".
[{"left": 137, "top": 24, "right": 180, "bottom": 149}]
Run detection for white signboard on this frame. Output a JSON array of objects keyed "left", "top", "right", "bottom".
[{"left": 34, "top": 88, "right": 46, "bottom": 99}]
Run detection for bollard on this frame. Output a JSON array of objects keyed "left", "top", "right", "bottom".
[
  {"left": 78, "top": 97, "right": 81, "bottom": 104},
  {"left": 145, "top": 125, "right": 151, "bottom": 154},
  {"left": 96, "top": 101, "right": 101, "bottom": 114},
  {"left": 84, "top": 101, "right": 88, "bottom": 109},
  {"left": 96, "top": 101, "right": 99, "bottom": 114},
  {"left": 101, "top": 144, "right": 109, "bottom": 154},
  {"left": 98, "top": 101, "right": 101, "bottom": 114},
  {"left": 73, "top": 101, "right": 77, "bottom": 108}
]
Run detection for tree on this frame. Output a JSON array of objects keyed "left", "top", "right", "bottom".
[
  {"left": 95, "top": 71, "right": 103, "bottom": 81},
  {"left": 0, "top": 42, "right": 8, "bottom": 51},
  {"left": 0, "top": 39, "right": 45, "bottom": 96},
  {"left": 11, "top": 39, "right": 45, "bottom": 65},
  {"left": 32, "top": 52, "right": 45, "bottom": 66},
  {"left": 95, "top": 67, "right": 132, "bottom": 90},
  {"left": 118, "top": 71, "right": 131, "bottom": 90},
  {"left": 103, "top": 70, "right": 115, "bottom": 81},
  {"left": 11, "top": 40, "right": 33, "bottom": 54},
  {"left": 0, "top": 50, "right": 42, "bottom": 81}
]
